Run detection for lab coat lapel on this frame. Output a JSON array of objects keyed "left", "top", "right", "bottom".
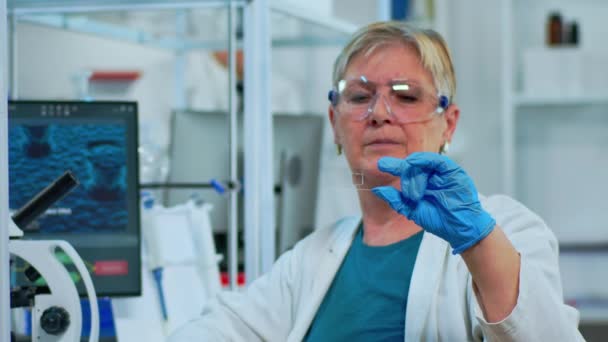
[
  {"left": 405, "top": 232, "right": 449, "bottom": 340},
  {"left": 287, "top": 217, "right": 360, "bottom": 342}
]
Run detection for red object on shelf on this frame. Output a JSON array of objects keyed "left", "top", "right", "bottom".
[
  {"left": 88, "top": 71, "right": 141, "bottom": 81},
  {"left": 220, "top": 272, "right": 246, "bottom": 287}
]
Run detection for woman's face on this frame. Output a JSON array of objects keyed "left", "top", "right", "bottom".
[{"left": 329, "top": 43, "right": 459, "bottom": 186}]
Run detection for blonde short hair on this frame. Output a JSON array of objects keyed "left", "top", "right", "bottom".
[{"left": 332, "top": 21, "right": 456, "bottom": 102}]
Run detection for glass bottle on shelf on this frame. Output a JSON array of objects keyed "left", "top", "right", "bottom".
[{"left": 547, "top": 11, "right": 563, "bottom": 46}]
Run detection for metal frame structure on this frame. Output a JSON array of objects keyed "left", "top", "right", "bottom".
[
  {"left": 1, "top": 1, "right": 10, "bottom": 339},
  {"left": 243, "top": 0, "right": 274, "bottom": 281},
  {"left": 0, "top": 1, "right": 357, "bottom": 333},
  {"left": 9, "top": 0, "right": 354, "bottom": 51},
  {"left": 227, "top": 0, "right": 239, "bottom": 289},
  {"left": 5, "top": 0, "right": 251, "bottom": 295},
  {"left": 8, "top": 0, "right": 246, "bottom": 14}
]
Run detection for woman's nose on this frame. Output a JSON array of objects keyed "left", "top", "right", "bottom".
[{"left": 367, "top": 94, "right": 394, "bottom": 125}]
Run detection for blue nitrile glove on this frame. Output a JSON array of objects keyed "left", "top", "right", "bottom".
[{"left": 372, "top": 152, "right": 496, "bottom": 254}]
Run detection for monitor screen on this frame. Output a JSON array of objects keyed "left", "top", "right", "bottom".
[
  {"left": 8, "top": 101, "right": 141, "bottom": 297},
  {"left": 167, "top": 110, "right": 324, "bottom": 254}
]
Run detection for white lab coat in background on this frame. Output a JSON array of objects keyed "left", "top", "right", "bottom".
[{"left": 169, "top": 194, "right": 584, "bottom": 341}]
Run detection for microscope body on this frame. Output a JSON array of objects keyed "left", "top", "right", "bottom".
[
  {"left": 8, "top": 171, "right": 99, "bottom": 342},
  {"left": 10, "top": 221, "right": 99, "bottom": 342}
]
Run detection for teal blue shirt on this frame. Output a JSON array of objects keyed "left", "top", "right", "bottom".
[{"left": 305, "top": 226, "right": 424, "bottom": 341}]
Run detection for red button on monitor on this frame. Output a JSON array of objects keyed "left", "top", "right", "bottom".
[{"left": 95, "top": 260, "right": 129, "bottom": 276}]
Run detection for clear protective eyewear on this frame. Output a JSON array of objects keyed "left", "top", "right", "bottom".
[{"left": 328, "top": 76, "right": 449, "bottom": 124}]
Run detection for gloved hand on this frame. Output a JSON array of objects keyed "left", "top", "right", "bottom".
[{"left": 372, "top": 152, "right": 496, "bottom": 254}]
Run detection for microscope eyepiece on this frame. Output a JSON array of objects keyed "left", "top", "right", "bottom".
[{"left": 11, "top": 171, "right": 79, "bottom": 229}]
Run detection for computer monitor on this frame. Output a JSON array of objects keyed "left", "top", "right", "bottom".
[
  {"left": 8, "top": 100, "right": 141, "bottom": 297},
  {"left": 167, "top": 110, "right": 324, "bottom": 254}
]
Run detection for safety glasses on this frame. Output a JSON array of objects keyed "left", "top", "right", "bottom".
[{"left": 328, "top": 76, "right": 449, "bottom": 124}]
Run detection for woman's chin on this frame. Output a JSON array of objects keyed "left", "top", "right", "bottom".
[
  {"left": 346, "top": 151, "right": 408, "bottom": 185},
  {"left": 349, "top": 163, "right": 398, "bottom": 189},
  {"left": 365, "top": 147, "right": 408, "bottom": 161},
  {"left": 362, "top": 152, "right": 406, "bottom": 168}
]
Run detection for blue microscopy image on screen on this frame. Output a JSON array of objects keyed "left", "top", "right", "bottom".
[{"left": 9, "top": 123, "right": 128, "bottom": 233}]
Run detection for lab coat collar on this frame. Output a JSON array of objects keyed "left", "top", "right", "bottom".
[
  {"left": 326, "top": 217, "right": 450, "bottom": 340},
  {"left": 289, "top": 216, "right": 450, "bottom": 341},
  {"left": 328, "top": 216, "right": 362, "bottom": 255},
  {"left": 288, "top": 216, "right": 361, "bottom": 341},
  {"left": 405, "top": 231, "right": 450, "bottom": 340}
]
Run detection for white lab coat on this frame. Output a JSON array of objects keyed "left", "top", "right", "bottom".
[{"left": 170, "top": 194, "right": 584, "bottom": 341}]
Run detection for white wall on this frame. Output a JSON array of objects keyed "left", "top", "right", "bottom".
[{"left": 443, "top": 0, "right": 504, "bottom": 196}]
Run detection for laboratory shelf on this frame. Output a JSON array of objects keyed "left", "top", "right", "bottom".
[
  {"left": 514, "top": 93, "right": 608, "bottom": 106},
  {"left": 9, "top": 1, "right": 356, "bottom": 51},
  {"left": 8, "top": 0, "right": 246, "bottom": 13},
  {"left": 560, "top": 242, "right": 608, "bottom": 253},
  {"left": 578, "top": 306, "right": 608, "bottom": 324}
]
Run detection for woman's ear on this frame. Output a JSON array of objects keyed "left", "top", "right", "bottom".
[{"left": 442, "top": 103, "right": 460, "bottom": 143}]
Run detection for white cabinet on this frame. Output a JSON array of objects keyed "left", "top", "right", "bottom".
[{"left": 501, "top": 0, "right": 608, "bottom": 324}]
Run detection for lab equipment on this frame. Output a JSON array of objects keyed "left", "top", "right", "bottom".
[
  {"left": 167, "top": 110, "right": 324, "bottom": 253},
  {"left": 372, "top": 152, "right": 496, "bottom": 254},
  {"left": 140, "top": 196, "right": 222, "bottom": 335},
  {"left": 141, "top": 192, "right": 170, "bottom": 325},
  {"left": 328, "top": 76, "right": 449, "bottom": 124},
  {"left": 9, "top": 171, "right": 99, "bottom": 342},
  {"left": 8, "top": 100, "right": 141, "bottom": 296}
]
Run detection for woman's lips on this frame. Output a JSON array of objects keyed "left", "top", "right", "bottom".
[{"left": 365, "top": 139, "right": 400, "bottom": 146}]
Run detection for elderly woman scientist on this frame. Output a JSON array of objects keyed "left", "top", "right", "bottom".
[{"left": 170, "top": 21, "right": 583, "bottom": 341}]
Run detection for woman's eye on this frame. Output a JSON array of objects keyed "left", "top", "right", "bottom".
[
  {"left": 396, "top": 94, "right": 419, "bottom": 103},
  {"left": 347, "top": 93, "right": 372, "bottom": 103}
]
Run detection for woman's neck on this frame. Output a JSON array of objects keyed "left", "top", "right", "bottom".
[{"left": 358, "top": 189, "right": 422, "bottom": 246}]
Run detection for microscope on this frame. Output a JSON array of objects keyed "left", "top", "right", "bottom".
[{"left": 9, "top": 171, "right": 99, "bottom": 342}]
